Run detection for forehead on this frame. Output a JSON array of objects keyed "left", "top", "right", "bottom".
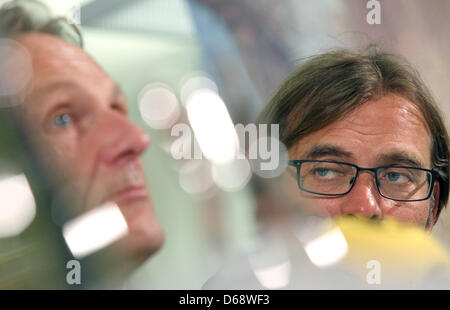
[
  {"left": 18, "top": 33, "right": 104, "bottom": 74},
  {"left": 15, "top": 33, "right": 118, "bottom": 112},
  {"left": 290, "top": 94, "right": 432, "bottom": 166},
  {"left": 16, "top": 33, "right": 114, "bottom": 96}
]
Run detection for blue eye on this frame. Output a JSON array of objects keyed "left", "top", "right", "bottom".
[
  {"left": 316, "top": 168, "right": 330, "bottom": 176},
  {"left": 53, "top": 113, "right": 72, "bottom": 128},
  {"left": 387, "top": 172, "right": 400, "bottom": 182},
  {"left": 313, "top": 167, "right": 338, "bottom": 179},
  {"left": 386, "top": 172, "right": 410, "bottom": 183}
]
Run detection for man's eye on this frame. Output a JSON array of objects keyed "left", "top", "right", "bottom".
[
  {"left": 53, "top": 113, "right": 72, "bottom": 128},
  {"left": 313, "top": 168, "right": 338, "bottom": 179},
  {"left": 386, "top": 172, "right": 409, "bottom": 183},
  {"left": 387, "top": 172, "right": 400, "bottom": 181}
]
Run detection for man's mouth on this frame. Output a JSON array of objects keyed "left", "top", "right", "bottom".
[
  {"left": 112, "top": 185, "right": 149, "bottom": 205},
  {"left": 96, "top": 161, "right": 150, "bottom": 207}
]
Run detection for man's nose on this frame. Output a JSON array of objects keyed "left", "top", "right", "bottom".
[
  {"left": 98, "top": 111, "right": 150, "bottom": 166},
  {"left": 339, "top": 172, "right": 383, "bottom": 219}
]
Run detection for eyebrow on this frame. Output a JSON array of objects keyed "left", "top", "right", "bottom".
[
  {"left": 34, "top": 80, "right": 124, "bottom": 104},
  {"left": 375, "top": 152, "right": 425, "bottom": 168},
  {"left": 302, "top": 145, "right": 425, "bottom": 168},
  {"left": 302, "top": 144, "right": 354, "bottom": 160}
]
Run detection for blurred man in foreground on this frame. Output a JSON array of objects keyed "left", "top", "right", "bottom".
[
  {"left": 0, "top": 0, "right": 164, "bottom": 286},
  {"left": 258, "top": 47, "right": 449, "bottom": 231}
]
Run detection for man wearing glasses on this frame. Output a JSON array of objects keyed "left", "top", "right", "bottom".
[
  {"left": 204, "top": 48, "right": 450, "bottom": 289},
  {"left": 258, "top": 47, "right": 449, "bottom": 231}
]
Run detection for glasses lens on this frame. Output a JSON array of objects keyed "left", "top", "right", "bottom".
[
  {"left": 377, "top": 167, "right": 432, "bottom": 201},
  {"left": 299, "top": 161, "right": 356, "bottom": 195}
]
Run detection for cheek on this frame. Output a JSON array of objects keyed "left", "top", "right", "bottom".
[
  {"left": 298, "top": 196, "right": 343, "bottom": 217},
  {"left": 281, "top": 173, "right": 345, "bottom": 216},
  {"left": 37, "top": 133, "right": 90, "bottom": 182},
  {"left": 384, "top": 201, "right": 430, "bottom": 226},
  {"left": 44, "top": 136, "right": 77, "bottom": 164}
]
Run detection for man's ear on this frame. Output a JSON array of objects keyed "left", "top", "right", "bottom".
[{"left": 428, "top": 182, "right": 440, "bottom": 231}]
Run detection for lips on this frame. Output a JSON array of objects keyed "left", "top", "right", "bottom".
[
  {"left": 112, "top": 185, "right": 149, "bottom": 204},
  {"left": 104, "top": 161, "right": 149, "bottom": 205}
]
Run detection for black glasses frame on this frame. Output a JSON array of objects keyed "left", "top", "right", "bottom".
[{"left": 288, "top": 159, "right": 440, "bottom": 202}]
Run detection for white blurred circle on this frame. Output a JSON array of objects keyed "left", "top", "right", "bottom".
[
  {"left": 180, "top": 72, "right": 218, "bottom": 106},
  {"left": 179, "top": 159, "right": 214, "bottom": 195},
  {"left": 212, "top": 157, "right": 252, "bottom": 191},
  {"left": 186, "top": 89, "right": 239, "bottom": 165},
  {"left": 0, "top": 38, "right": 33, "bottom": 103},
  {"left": 138, "top": 83, "right": 180, "bottom": 129},
  {"left": 249, "top": 137, "right": 288, "bottom": 178},
  {"left": 0, "top": 174, "right": 36, "bottom": 237}
]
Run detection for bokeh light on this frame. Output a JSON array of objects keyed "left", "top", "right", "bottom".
[
  {"left": 179, "top": 159, "right": 215, "bottom": 195},
  {"left": 251, "top": 260, "right": 291, "bottom": 289},
  {"left": 212, "top": 157, "right": 252, "bottom": 191},
  {"left": 248, "top": 239, "right": 291, "bottom": 289},
  {"left": 62, "top": 201, "right": 128, "bottom": 259},
  {"left": 138, "top": 83, "right": 180, "bottom": 130},
  {"left": 186, "top": 89, "right": 239, "bottom": 165},
  {"left": 0, "top": 174, "right": 36, "bottom": 238},
  {"left": 179, "top": 72, "right": 218, "bottom": 106},
  {"left": 0, "top": 39, "right": 33, "bottom": 103},
  {"left": 303, "top": 227, "right": 348, "bottom": 268}
]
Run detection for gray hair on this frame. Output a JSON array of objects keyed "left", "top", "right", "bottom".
[{"left": 0, "top": 0, "right": 83, "bottom": 47}]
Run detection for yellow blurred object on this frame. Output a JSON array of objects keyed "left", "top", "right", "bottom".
[{"left": 333, "top": 216, "right": 450, "bottom": 283}]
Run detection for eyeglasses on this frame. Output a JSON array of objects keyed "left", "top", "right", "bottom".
[{"left": 288, "top": 160, "right": 439, "bottom": 202}]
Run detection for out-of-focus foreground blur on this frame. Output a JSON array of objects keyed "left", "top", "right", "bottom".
[{"left": 1, "top": 0, "right": 450, "bottom": 289}]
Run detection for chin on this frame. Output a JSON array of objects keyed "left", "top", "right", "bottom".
[
  {"left": 129, "top": 216, "right": 165, "bottom": 258},
  {"left": 117, "top": 198, "right": 165, "bottom": 258}
]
